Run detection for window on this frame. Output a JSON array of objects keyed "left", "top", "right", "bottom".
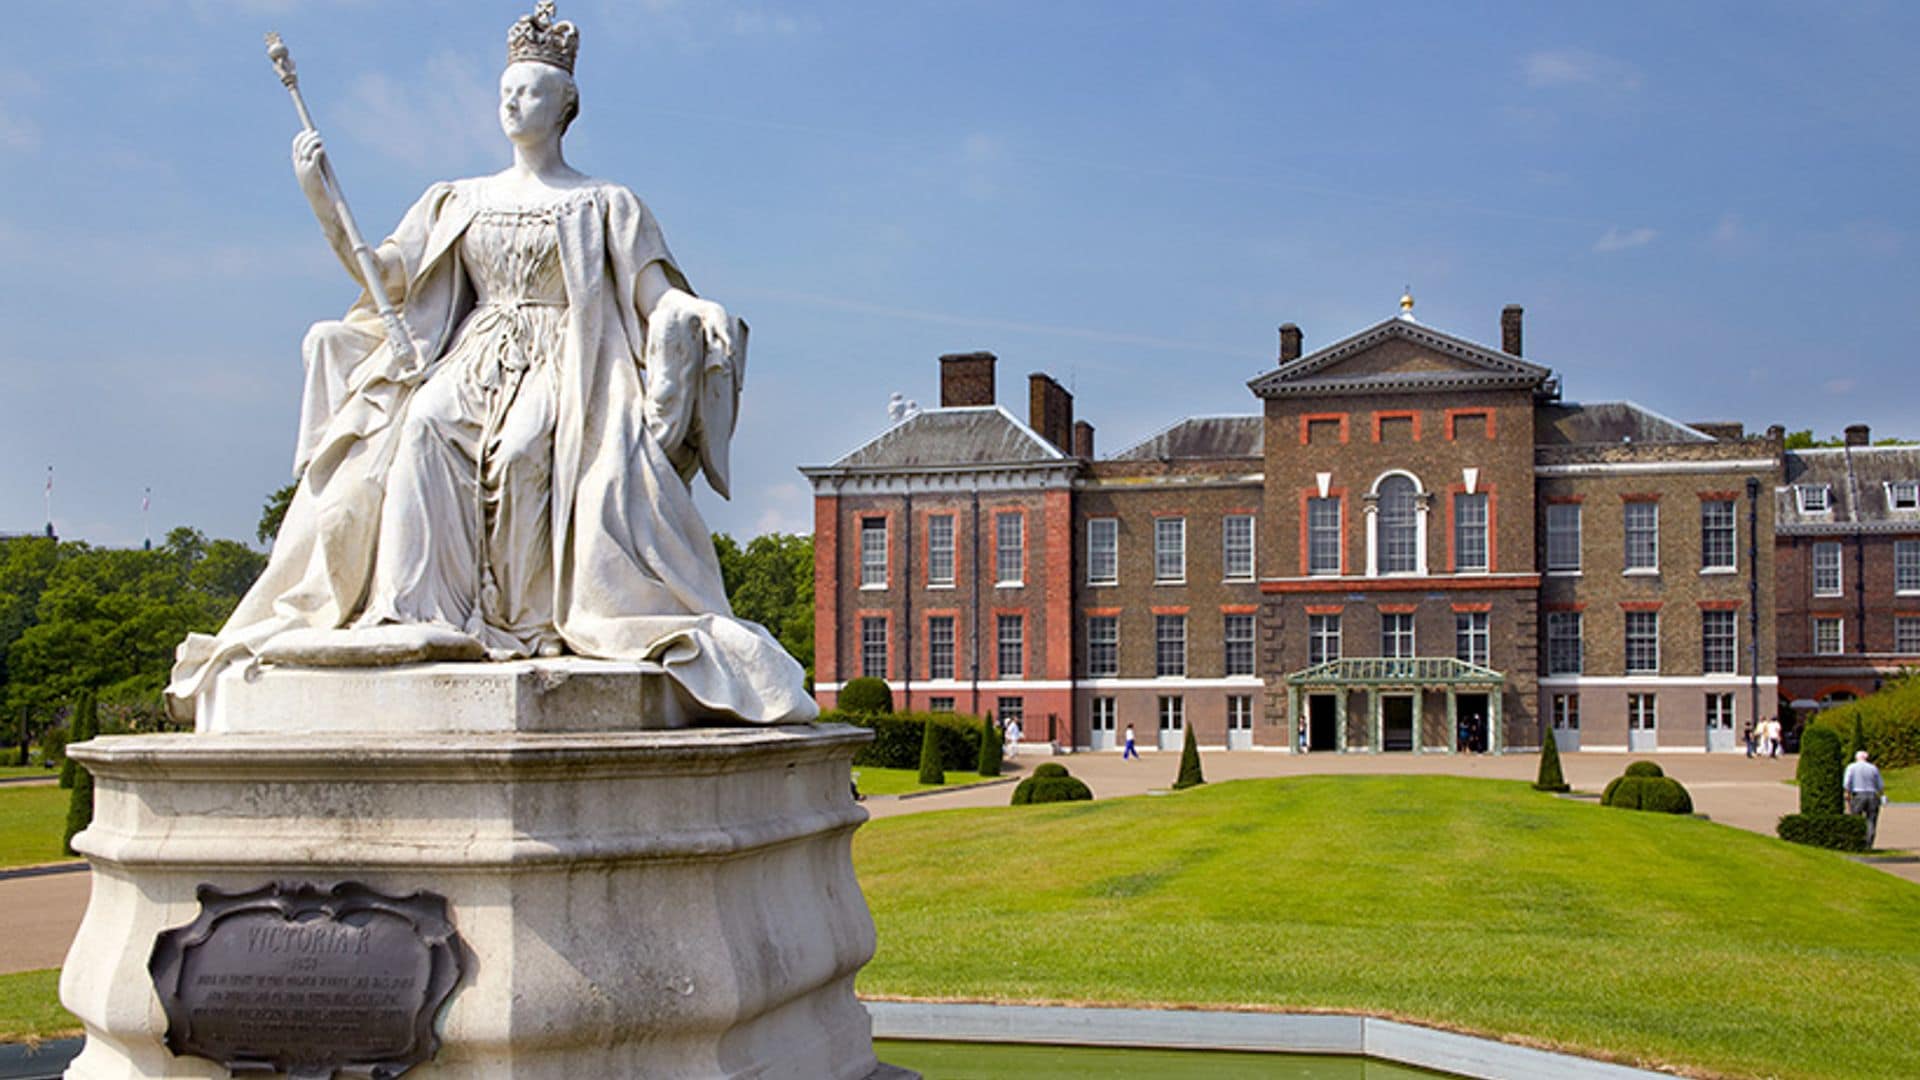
[
  {"left": 1812, "top": 541, "right": 1843, "bottom": 597},
  {"left": 859, "top": 518, "right": 887, "bottom": 588},
  {"left": 1308, "top": 613, "right": 1341, "bottom": 666},
  {"left": 1087, "top": 518, "right": 1118, "bottom": 585},
  {"left": 1087, "top": 615, "right": 1118, "bottom": 677},
  {"left": 1889, "top": 481, "right": 1920, "bottom": 511},
  {"left": 1706, "top": 693, "right": 1735, "bottom": 731},
  {"left": 1453, "top": 493, "right": 1488, "bottom": 573},
  {"left": 1377, "top": 476, "right": 1419, "bottom": 574},
  {"left": 1628, "top": 693, "right": 1657, "bottom": 731},
  {"left": 1381, "top": 612, "right": 1415, "bottom": 659},
  {"left": 1546, "top": 611, "right": 1583, "bottom": 675},
  {"left": 995, "top": 512, "right": 1024, "bottom": 586},
  {"left": 997, "top": 696, "right": 1024, "bottom": 725},
  {"left": 1625, "top": 611, "right": 1660, "bottom": 673},
  {"left": 1624, "top": 501, "right": 1659, "bottom": 572},
  {"left": 1154, "top": 517, "right": 1186, "bottom": 582},
  {"left": 1551, "top": 693, "right": 1579, "bottom": 731},
  {"left": 1307, "top": 497, "right": 1342, "bottom": 575},
  {"left": 1896, "top": 616, "right": 1920, "bottom": 654},
  {"left": 996, "top": 614, "right": 1024, "bottom": 678},
  {"left": 1701, "top": 500, "right": 1736, "bottom": 571},
  {"left": 1813, "top": 616, "right": 1844, "bottom": 656},
  {"left": 860, "top": 616, "right": 887, "bottom": 679},
  {"left": 1224, "top": 613, "right": 1255, "bottom": 676},
  {"left": 1091, "top": 696, "right": 1116, "bottom": 733},
  {"left": 1227, "top": 695, "right": 1253, "bottom": 731},
  {"left": 1897, "top": 540, "right": 1920, "bottom": 594},
  {"left": 927, "top": 615, "right": 955, "bottom": 680},
  {"left": 1796, "top": 484, "right": 1831, "bottom": 514},
  {"left": 929, "top": 696, "right": 955, "bottom": 713},
  {"left": 1545, "top": 503, "right": 1582, "bottom": 572},
  {"left": 1455, "top": 611, "right": 1489, "bottom": 667},
  {"left": 1702, "top": 610, "right": 1737, "bottom": 675},
  {"left": 1158, "top": 695, "right": 1185, "bottom": 733},
  {"left": 1155, "top": 614, "right": 1187, "bottom": 677},
  {"left": 1223, "top": 514, "right": 1255, "bottom": 581},
  {"left": 927, "top": 514, "right": 955, "bottom": 587}
]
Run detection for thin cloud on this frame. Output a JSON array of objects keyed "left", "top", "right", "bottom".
[
  {"left": 1593, "top": 226, "right": 1658, "bottom": 253},
  {"left": 1523, "top": 49, "right": 1644, "bottom": 93},
  {"left": 338, "top": 52, "right": 500, "bottom": 173}
]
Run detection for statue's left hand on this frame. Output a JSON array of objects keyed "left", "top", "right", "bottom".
[{"left": 686, "top": 297, "right": 734, "bottom": 358}]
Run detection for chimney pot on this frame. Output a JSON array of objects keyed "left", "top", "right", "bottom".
[
  {"left": 1846, "top": 423, "right": 1871, "bottom": 447},
  {"left": 1028, "top": 373, "right": 1074, "bottom": 453},
  {"left": 1501, "top": 304, "right": 1524, "bottom": 357},
  {"left": 1279, "top": 323, "right": 1303, "bottom": 363},
  {"left": 938, "top": 351, "right": 996, "bottom": 408},
  {"left": 1766, "top": 424, "right": 1786, "bottom": 443},
  {"left": 1073, "top": 420, "right": 1095, "bottom": 459}
]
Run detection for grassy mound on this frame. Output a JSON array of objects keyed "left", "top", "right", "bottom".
[{"left": 853, "top": 775, "right": 1920, "bottom": 1080}]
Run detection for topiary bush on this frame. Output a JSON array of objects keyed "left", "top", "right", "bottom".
[
  {"left": 838, "top": 677, "right": 894, "bottom": 714},
  {"left": 1810, "top": 673, "right": 1920, "bottom": 769},
  {"left": 825, "top": 710, "right": 981, "bottom": 771},
  {"left": 916, "top": 715, "right": 945, "bottom": 785},
  {"left": 1172, "top": 724, "right": 1205, "bottom": 790},
  {"left": 63, "top": 758, "right": 94, "bottom": 856},
  {"left": 1602, "top": 774, "right": 1693, "bottom": 814},
  {"left": 976, "top": 713, "right": 1002, "bottom": 777},
  {"left": 1797, "top": 727, "right": 1845, "bottom": 816},
  {"left": 1533, "top": 731, "right": 1569, "bottom": 792},
  {"left": 1624, "top": 760, "right": 1665, "bottom": 778},
  {"left": 60, "top": 690, "right": 96, "bottom": 789},
  {"left": 1777, "top": 812, "right": 1869, "bottom": 852},
  {"left": 1011, "top": 764, "right": 1092, "bottom": 805}
]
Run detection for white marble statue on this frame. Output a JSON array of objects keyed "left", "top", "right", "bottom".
[{"left": 167, "top": 2, "right": 815, "bottom": 725}]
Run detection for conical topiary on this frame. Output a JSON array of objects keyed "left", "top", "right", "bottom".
[
  {"left": 1172, "top": 724, "right": 1205, "bottom": 790},
  {"left": 1533, "top": 728, "right": 1570, "bottom": 792},
  {"left": 916, "top": 716, "right": 945, "bottom": 785},
  {"left": 60, "top": 691, "right": 96, "bottom": 790},
  {"left": 14, "top": 706, "right": 28, "bottom": 767},
  {"left": 63, "top": 755, "right": 94, "bottom": 856},
  {"left": 977, "top": 713, "right": 1002, "bottom": 777}
]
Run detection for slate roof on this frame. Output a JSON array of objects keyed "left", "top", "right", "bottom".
[
  {"left": 1778, "top": 445, "right": 1920, "bottom": 533},
  {"left": 1248, "top": 315, "right": 1553, "bottom": 399},
  {"left": 1111, "top": 416, "right": 1264, "bottom": 461},
  {"left": 1535, "top": 402, "right": 1715, "bottom": 446},
  {"left": 805, "top": 406, "right": 1067, "bottom": 473}
]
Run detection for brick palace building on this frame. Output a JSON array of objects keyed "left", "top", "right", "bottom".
[{"left": 802, "top": 299, "right": 1920, "bottom": 753}]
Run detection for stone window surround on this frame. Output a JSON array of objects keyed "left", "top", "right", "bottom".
[
  {"left": 1796, "top": 484, "right": 1832, "bottom": 515},
  {"left": 924, "top": 512, "right": 957, "bottom": 588},
  {"left": 1365, "top": 470, "right": 1431, "bottom": 578},
  {"left": 1086, "top": 517, "right": 1119, "bottom": 586},
  {"left": 1153, "top": 513, "right": 1187, "bottom": 584},
  {"left": 994, "top": 508, "right": 1026, "bottom": 588}
]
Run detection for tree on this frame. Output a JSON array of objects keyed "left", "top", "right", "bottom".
[
  {"left": 60, "top": 689, "right": 96, "bottom": 789},
  {"left": 1797, "top": 726, "right": 1845, "bottom": 816},
  {"left": 1846, "top": 715, "right": 1869, "bottom": 765},
  {"left": 1534, "top": 728, "right": 1570, "bottom": 792},
  {"left": 12, "top": 704, "right": 26, "bottom": 766},
  {"left": 63, "top": 753, "right": 93, "bottom": 857},
  {"left": 257, "top": 483, "right": 296, "bottom": 547},
  {"left": 711, "top": 532, "right": 815, "bottom": 679},
  {"left": 976, "top": 712, "right": 1002, "bottom": 777},
  {"left": 916, "top": 716, "right": 945, "bottom": 785},
  {"left": 1172, "top": 724, "right": 1205, "bottom": 790}
]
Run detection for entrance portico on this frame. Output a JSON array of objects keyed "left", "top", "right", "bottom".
[{"left": 1286, "top": 657, "right": 1506, "bottom": 753}]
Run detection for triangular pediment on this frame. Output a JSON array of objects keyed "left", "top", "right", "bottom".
[{"left": 1249, "top": 317, "right": 1552, "bottom": 399}]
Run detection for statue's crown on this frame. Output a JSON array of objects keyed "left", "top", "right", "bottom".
[{"left": 508, "top": 2, "right": 578, "bottom": 75}]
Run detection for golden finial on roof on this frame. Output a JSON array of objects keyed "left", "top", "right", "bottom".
[{"left": 1399, "top": 287, "right": 1415, "bottom": 317}]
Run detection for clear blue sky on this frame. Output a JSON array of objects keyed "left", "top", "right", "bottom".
[{"left": 2, "top": 1, "right": 1915, "bottom": 547}]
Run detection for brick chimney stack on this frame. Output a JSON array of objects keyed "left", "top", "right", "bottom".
[
  {"left": 1846, "top": 423, "right": 1871, "bottom": 447},
  {"left": 1029, "top": 373, "right": 1074, "bottom": 454},
  {"left": 1501, "top": 305, "right": 1523, "bottom": 357},
  {"left": 1073, "top": 420, "right": 1095, "bottom": 459},
  {"left": 939, "top": 352, "right": 996, "bottom": 407},
  {"left": 1279, "top": 323, "right": 1303, "bottom": 364}
]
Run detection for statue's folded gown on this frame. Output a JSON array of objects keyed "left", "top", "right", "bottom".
[{"left": 168, "top": 179, "right": 817, "bottom": 725}]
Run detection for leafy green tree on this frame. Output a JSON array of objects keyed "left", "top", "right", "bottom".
[
  {"left": 916, "top": 715, "right": 945, "bottom": 785},
  {"left": 60, "top": 690, "right": 96, "bottom": 789},
  {"left": 1846, "top": 715, "right": 1869, "bottom": 764},
  {"left": 63, "top": 754, "right": 93, "bottom": 856},
  {"left": 12, "top": 704, "right": 26, "bottom": 766},
  {"left": 1172, "top": 724, "right": 1205, "bottom": 790},
  {"left": 0, "top": 536, "right": 59, "bottom": 707},
  {"left": 712, "top": 532, "right": 815, "bottom": 679},
  {"left": 976, "top": 712, "right": 1002, "bottom": 777},
  {"left": 257, "top": 483, "right": 296, "bottom": 547}
]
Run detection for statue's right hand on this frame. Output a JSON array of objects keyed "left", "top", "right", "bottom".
[{"left": 291, "top": 130, "right": 328, "bottom": 191}]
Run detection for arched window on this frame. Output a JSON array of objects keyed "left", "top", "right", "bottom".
[{"left": 1377, "top": 475, "right": 1419, "bottom": 574}]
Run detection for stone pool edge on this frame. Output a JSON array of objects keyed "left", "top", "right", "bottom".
[{"left": 865, "top": 1000, "right": 1671, "bottom": 1080}]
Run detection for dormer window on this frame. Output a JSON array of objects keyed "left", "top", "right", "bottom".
[
  {"left": 1796, "top": 484, "right": 1831, "bottom": 515},
  {"left": 1888, "top": 481, "right": 1919, "bottom": 511}
]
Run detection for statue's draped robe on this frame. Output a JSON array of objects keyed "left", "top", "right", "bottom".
[{"left": 168, "top": 179, "right": 817, "bottom": 725}]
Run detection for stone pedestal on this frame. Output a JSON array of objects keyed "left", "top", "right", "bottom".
[{"left": 61, "top": 664, "right": 910, "bottom": 1078}]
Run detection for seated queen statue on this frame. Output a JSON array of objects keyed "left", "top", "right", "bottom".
[{"left": 167, "top": 3, "right": 816, "bottom": 726}]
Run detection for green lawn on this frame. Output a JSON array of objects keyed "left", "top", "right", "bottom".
[
  {"left": 854, "top": 775, "right": 1920, "bottom": 1080},
  {"left": 0, "top": 765, "right": 57, "bottom": 780},
  {"left": 0, "top": 785, "right": 71, "bottom": 869},
  {"left": 0, "top": 969, "right": 76, "bottom": 1042},
  {"left": 1886, "top": 765, "right": 1920, "bottom": 803},
  {"left": 874, "top": 1041, "right": 1446, "bottom": 1078},
  {"left": 853, "top": 767, "right": 993, "bottom": 797}
]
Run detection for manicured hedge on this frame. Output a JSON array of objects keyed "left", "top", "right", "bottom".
[
  {"left": 823, "top": 709, "right": 981, "bottom": 771},
  {"left": 1777, "top": 812, "right": 1869, "bottom": 852},
  {"left": 1602, "top": 774, "right": 1693, "bottom": 814},
  {"left": 1811, "top": 673, "right": 1920, "bottom": 769},
  {"left": 1172, "top": 724, "right": 1205, "bottom": 790},
  {"left": 1012, "top": 764, "right": 1092, "bottom": 805},
  {"left": 976, "top": 714, "right": 1003, "bottom": 777},
  {"left": 1033, "top": 763, "right": 1069, "bottom": 779},
  {"left": 838, "top": 677, "right": 894, "bottom": 714},
  {"left": 1798, "top": 727, "right": 1845, "bottom": 816},
  {"left": 1533, "top": 733, "right": 1569, "bottom": 793},
  {"left": 1624, "top": 760, "right": 1665, "bottom": 778}
]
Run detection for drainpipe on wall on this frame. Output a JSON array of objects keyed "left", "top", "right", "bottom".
[
  {"left": 970, "top": 490, "right": 981, "bottom": 717},
  {"left": 903, "top": 491, "right": 913, "bottom": 711},
  {"left": 1746, "top": 477, "right": 1761, "bottom": 732}
]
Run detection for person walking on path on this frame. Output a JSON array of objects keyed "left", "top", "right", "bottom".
[
  {"left": 1122, "top": 723, "right": 1139, "bottom": 760},
  {"left": 1764, "top": 717, "right": 1782, "bottom": 759},
  {"left": 1844, "top": 750, "right": 1885, "bottom": 848},
  {"left": 1005, "top": 717, "right": 1022, "bottom": 759},
  {"left": 1743, "top": 720, "right": 1756, "bottom": 758}
]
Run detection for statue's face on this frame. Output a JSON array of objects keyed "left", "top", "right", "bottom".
[{"left": 499, "top": 61, "right": 573, "bottom": 143}]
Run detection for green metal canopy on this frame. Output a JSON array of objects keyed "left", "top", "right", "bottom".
[{"left": 1287, "top": 657, "right": 1504, "bottom": 687}]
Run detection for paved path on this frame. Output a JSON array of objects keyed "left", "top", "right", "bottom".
[{"left": 5, "top": 750, "right": 1910, "bottom": 976}]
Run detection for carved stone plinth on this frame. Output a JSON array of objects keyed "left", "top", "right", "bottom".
[{"left": 61, "top": 702, "right": 908, "bottom": 1078}]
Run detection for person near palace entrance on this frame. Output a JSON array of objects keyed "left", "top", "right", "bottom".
[
  {"left": 1123, "top": 723, "right": 1139, "bottom": 760},
  {"left": 1844, "top": 750, "right": 1885, "bottom": 848}
]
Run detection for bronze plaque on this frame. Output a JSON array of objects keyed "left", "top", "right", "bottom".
[{"left": 149, "top": 882, "right": 463, "bottom": 1080}]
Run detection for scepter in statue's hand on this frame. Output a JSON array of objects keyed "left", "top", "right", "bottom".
[{"left": 265, "top": 32, "right": 416, "bottom": 369}]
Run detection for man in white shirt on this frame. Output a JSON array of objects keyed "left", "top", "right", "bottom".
[{"left": 1843, "top": 750, "right": 1885, "bottom": 848}]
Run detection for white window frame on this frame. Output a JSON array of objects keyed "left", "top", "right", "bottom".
[
  {"left": 1380, "top": 612, "right": 1415, "bottom": 659},
  {"left": 1546, "top": 611, "right": 1583, "bottom": 675},
  {"left": 860, "top": 616, "right": 887, "bottom": 679},
  {"left": 1812, "top": 541, "right": 1843, "bottom": 598},
  {"left": 929, "top": 696, "right": 955, "bottom": 713},
  {"left": 1454, "top": 611, "right": 1490, "bottom": 667},
  {"left": 1158, "top": 694, "right": 1185, "bottom": 732},
  {"left": 1308, "top": 613, "right": 1341, "bottom": 666},
  {"left": 926, "top": 514, "right": 956, "bottom": 587},
  {"left": 996, "top": 613, "right": 1024, "bottom": 679},
  {"left": 1624, "top": 501, "right": 1660, "bottom": 573},
  {"left": 1154, "top": 517, "right": 1187, "bottom": 584},
  {"left": 1628, "top": 693, "right": 1657, "bottom": 731},
  {"left": 1796, "top": 484, "right": 1831, "bottom": 515},
  {"left": 1551, "top": 693, "right": 1579, "bottom": 731},
  {"left": 1155, "top": 613, "right": 1187, "bottom": 677},
  {"left": 1625, "top": 611, "right": 1660, "bottom": 674},
  {"left": 1087, "top": 614, "right": 1118, "bottom": 678},
  {"left": 1896, "top": 540, "right": 1920, "bottom": 595},
  {"left": 1701, "top": 609, "right": 1737, "bottom": 675},
  {"left": 1224, "top": 613, "right": 1256, "bottom": 677},
  {"left": 1087, "top": 518, "right": 1118, "bottom": 586},
  {"left": 1091, "top": 696, "right": 1116, "bottom": 732},
  {"left": 1453, "top": 492, "right": 1489, "bottom": 574},
  {"left": 1895, "top": 615, "right": 1920, "bottom": 654},
  {"left": 1706, "top": 692, "right": 1735, "bottom": 731},
  {"left": 1700, "top": 499, "right": 1736, "bottom": 572},
  {"left": 995, "top": 512, "right": 1024, "bottom": 587},
  {"left": 1307, "top": 497, "right": 1342, "bottom": 576},
  {"left": 1813, "top": 616, "right": 1844, "bottom": 656},
  {"left": 1545, "top": 503, "right": 1582, "bottom": 573},
  {"left": 1888, "top": 481, "right": 1920, "bottom": 512},
  {"left": 1223, "top": 514, "right": 1255, "bottom": 582},
  {"left": 859, "top": 518, "right": 888, "bottom": 589},
  {"left": 1227, "top": 694, "right": 1254, "bottom": 731},
  {"left": 927, "top": 614, "right": 955, "bottom": 681},
  {"left": 1371, "top": 473, "right": 1425, "bottom": 577}
]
